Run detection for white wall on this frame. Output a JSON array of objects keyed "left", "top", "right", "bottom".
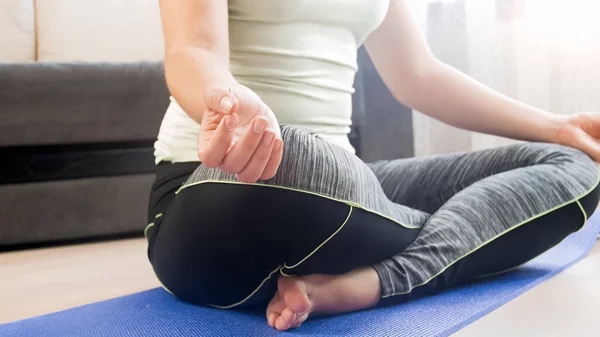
[{"left": 412, "top": 0, "right": 600, "bottom": 155}]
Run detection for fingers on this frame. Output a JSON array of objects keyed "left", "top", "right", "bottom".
[
  {"left": 198, "top": 114, "right": 238, "bottom": 167},
  {"left": 260, "top": 104, "right": 282, "bottom": 139},
  {"left": 205, "top": 84, "right": 239, "bottom": 114},
  {"left": 574, "top": 128, "right": 600, "bottom": 162},
  {"left": 578, "top": 112, "right": 600, "bottom": 138},
  {"left": 236, "top": 130, "right": 276, "bottom": 183},
  {"left": 220, "top": 116, "right": 269, "bottom": 174},
  {"left": 218, "top": 118, "right": 283, "bottom": 182},
  {"left": 260, "top": 138, "right": 283, "bottom": 180},
  {"left": 203, "top": 83, "right": 283, "bottom": 180}
]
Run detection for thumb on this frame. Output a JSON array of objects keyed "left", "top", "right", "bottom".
[{"left": 205, "top": 85, "right": 239, "bottom": 114}]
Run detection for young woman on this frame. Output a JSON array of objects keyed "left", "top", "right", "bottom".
[{"left": 146, "top": 0, "right": 600, "bottom": 331}]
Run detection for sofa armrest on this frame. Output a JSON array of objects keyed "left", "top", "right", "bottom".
[{"left": 0, "top": 62, "right": 169, "bottom": 146}]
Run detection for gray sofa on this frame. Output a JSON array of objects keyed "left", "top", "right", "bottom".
[{"left": 0, "top": 48, "right": 414, "bottom": 248}]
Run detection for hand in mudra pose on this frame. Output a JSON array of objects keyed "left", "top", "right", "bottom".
[
  {"left": 557, "top": 112, "right": 600, "bottom": 162},
  {"left": 198, "top": 84, "right": 283, "bottom": 183}
]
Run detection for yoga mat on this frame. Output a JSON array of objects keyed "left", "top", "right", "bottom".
[{"left": 3, "top": 212, "right": 599, "bottom": 337}]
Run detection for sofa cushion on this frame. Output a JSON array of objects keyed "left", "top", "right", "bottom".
[
  {"left": 0, "top": 174, "right": 153, "bottom": 246},
  {"left": 0, "top": 0, "right": 35, "bottom": 62},
  {"left": 0, "top": 62, "right": 169, "bottom": 146},
  {"left": 36, "top": 0, "right": 164, "bottom": 62}
]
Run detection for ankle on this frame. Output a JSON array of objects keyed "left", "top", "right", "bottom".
[
  {"left": 300, "top": 268, "right": 381, "bottom": 313},
  {"left": 295, "top": 274, "right": 332, "bottom": 309}
]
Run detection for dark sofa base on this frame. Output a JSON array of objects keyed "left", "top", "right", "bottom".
[
  {"left": 0, "top": 62, "right": 167, "bottom": 248},
  {"left": 0, "top": 174, "right": 153, "bottom": 247}
]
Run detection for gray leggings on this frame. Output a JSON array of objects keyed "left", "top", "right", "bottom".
[{"left": 147, "top": 126, "right": 600, "bottom": 308}]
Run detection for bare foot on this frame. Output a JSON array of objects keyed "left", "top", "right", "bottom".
[
  {"left": 265, "top": 267, "right": 381, "bottom": 331},
  {"left": 266, "top": 275, "right": 313, "bottom": 330}
]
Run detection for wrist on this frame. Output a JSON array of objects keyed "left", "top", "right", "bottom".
[{"left": 543, "top": 113, "right": 570, "bottom": 144}]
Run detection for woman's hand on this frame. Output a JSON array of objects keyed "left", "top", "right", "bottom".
[
  {"left": 159, "top": 0, "right": 281, "bottom": 182},
  {"left": 556, "top": 112, "right": 600, "bottom": 162},
  {"left": 198, "top": 84, "right": 283, "bottom": 183}
]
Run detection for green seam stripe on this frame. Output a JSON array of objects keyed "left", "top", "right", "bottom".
[
  {"left": 176, "top": 180, "right": 420, "bottom": 229},
  {"left": 279, "top": 269, "right": 295, "bottom": 278},
  {"left": 382, "top": 173, "right": 600, "bottom": 299},
  {"left": 159, "top": 283, "right": 175, "bottom": 296},
  {"left": 150, "top": 269, "right": 175, "bottom": 296},
  {"left": 476, "top": 198, "right": 591, "bottom": 280},
  {"left": 207, "top": 206, "right": 354, "bottom": 308},
  {"left": 155, "top": 213, "right": 163, "bottom": 219},
  {"left": 144, "top": 223, "right": 155, "bottom": 238},
  {"left": 207, "top": 265, "right": 282, "bottom": 309},
  {"left": 168, "top": 172, "right": 599, "bottom": 303},
  {"left": 284, "top": 206, "right": 353, "bottom": 270},
  {"left": 575, "top": 200, "right": 588, "bottom": 223}
]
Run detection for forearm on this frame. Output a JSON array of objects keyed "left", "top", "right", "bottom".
[
  {"left": 401, "top": 60, "right": 566, "bottom": 143},
  {"left": 164, "top": 47, "right": 237, "bottom": 123}
]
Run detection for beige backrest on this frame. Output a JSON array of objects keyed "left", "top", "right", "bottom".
[
  {"left": 0, "top": 0, "right": 36, "bottom": 62},
  {"left": 0, "top": 0, "right": 164, "bottom": 63}
]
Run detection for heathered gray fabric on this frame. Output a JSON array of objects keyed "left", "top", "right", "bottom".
[
  {"left": 369, "top": 142, "right": 599, "bottom": 298},
  {"left": 183, "top": 125, "right": 599, "bottom": 299},
  {"left": 183, "top": 126, "right": 429, "bottom": 229}
]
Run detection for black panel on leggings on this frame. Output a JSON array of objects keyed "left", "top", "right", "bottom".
[
  {"left": 377, "top": 183, "right": 600, "bottom": 306},
  {"left": 151, "top": 183, "right": 343, "bottom": 306},
  {"left": 147, "top": 162, "right": 200, "bottom": 223},
  {"left": 149, "top": 182, "right": 420, "bottom": 307}
]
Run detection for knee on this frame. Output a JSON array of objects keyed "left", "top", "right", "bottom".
[
  {"left": 151, "top": 234, "right": 233, "bottom": 306},
  {"left": 548, "top": 145, "right": 600, "bottom": 216},
  {"left": 151, "top": 231, "right": 274, "bottom": 308},
  {"left": 527, "top": 142, "right": 583, "bottom": 162},
  {"left": 529, "top": 143, "right": 598, "bottom": 184},
  {"left": 149, "top": 185, "right": 278, "bottom": 307},
  {"left": 529, "top": 144, "right": 600, "bottom": 216},
  {"left": 275, "top": 125, "right": 334, "bottom": 179},
  {"left": 269, "top": 125, "right": 370, "bottom": 194}
]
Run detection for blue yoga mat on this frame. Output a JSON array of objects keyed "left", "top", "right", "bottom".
[{"left": 3, "top": 212, "right": 599, "bottom": 337}]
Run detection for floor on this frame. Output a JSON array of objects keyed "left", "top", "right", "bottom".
[
  {"left": 0, "top": 238, "right": 159, "bottom": 324},
  {"left": 1, "top": 238, "right": 599, "bottom": 336},
  {"left": 457, "top": 242, "right": 600, "bottom": 337}
]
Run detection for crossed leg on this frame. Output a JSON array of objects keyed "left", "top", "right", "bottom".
[
  {"left": 267, "top": 142, "right": 599, "bottom": 330},
  {"left": 145, "top": 127, "right": 598, "bottom": 331}
]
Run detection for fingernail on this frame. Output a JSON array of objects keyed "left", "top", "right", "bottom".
[
  {"left": 220, "top": 97, "right": 234, "bottom": 112},
  {"left": 253, "top": 117, "right": 268, "bottom": 133},
  {"left": 274, "top": 139, "right": 283, "bottom": 151},
  {"left": 262, "top": 132, "right": 274, "bottom": 146},
  {"left": 225, "top": 115, "right": 236, "bottom": 130}
]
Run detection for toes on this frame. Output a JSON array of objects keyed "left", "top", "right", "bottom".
[
  {"left": 266, "top": 292, "right": 285, "bottom": 313},
  {"left": 278, "top": 277, "right": 311, "bottom": 314},
  {"left": 283, "top": 289, "right": 310, "bottom": 315},
  {"left": 290, "top": 312, "right": 309, "bottom": 329},
  {"left": 266, "top": 292, "right": 285, "bottom": 328},
  {"left": 275, "top": 307, "right": 296, "bottom": 331},
  {"left": 267, "top": 313, "right": 278, "bottom": 328},
  {"left": 268, "top": 275, "right": 313, "bottom": 330}
]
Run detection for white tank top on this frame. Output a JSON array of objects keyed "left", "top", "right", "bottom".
[{"left": 154, "top": 0, "right": 390, "bottom": 163}]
